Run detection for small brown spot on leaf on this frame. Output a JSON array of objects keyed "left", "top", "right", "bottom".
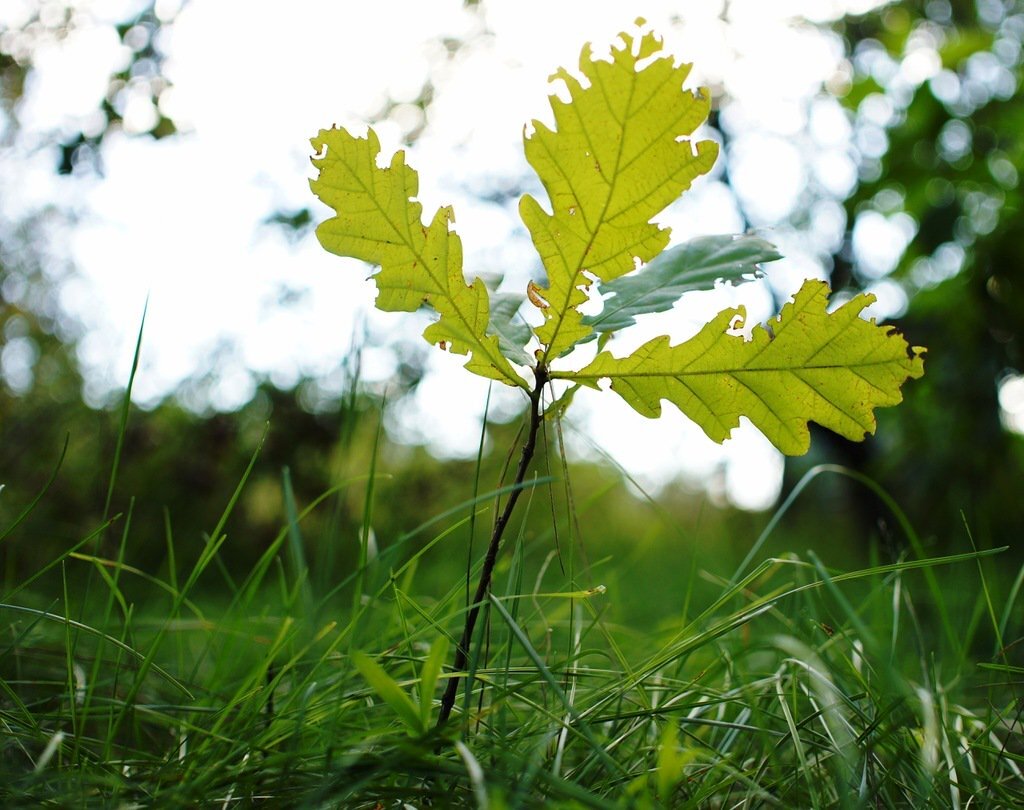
[{"left": 527, "top": 280, "right": 549, "bottom": 309}]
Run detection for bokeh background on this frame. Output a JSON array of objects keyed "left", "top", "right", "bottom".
[{"left": 1, "top": 0, "right": 1021, "bottom": 621}]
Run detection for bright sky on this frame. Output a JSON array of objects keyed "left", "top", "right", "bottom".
[{"left": 4, "top": 0, "right": 897, "bottom": 511}]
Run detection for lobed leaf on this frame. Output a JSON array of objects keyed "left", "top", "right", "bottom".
[
  {"left": 555, "top": 280, "right": 926, "bottom": 455},
  {"left": 582, "top": 233, "right": 782, "bottom": 339},
  {"left": 310, "top": 126, "right": 527, "bottom": 388},
  {"left": 520, "top": 24, "right": 719, "bottom": 360}
]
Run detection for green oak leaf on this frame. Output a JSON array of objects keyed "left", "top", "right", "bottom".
[
  {"left": 555, "top": 280, "right": 926, "bottom": 455},
  {"left": 520, "top": 25, "right": 719, "bottom": 361},
  {"left": 309, "top": 126, "right": 527, "bottom": 389},
  {"left": 582, "top": 233, "right": 782, "bottom": 340}
]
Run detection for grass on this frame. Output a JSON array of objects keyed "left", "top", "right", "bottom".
[
  {"left": 2, "top": 473, "right": 1021, "bottom": 806},
  {"left": 1, "top": 370, "right": 1022, "bottom": 806}
]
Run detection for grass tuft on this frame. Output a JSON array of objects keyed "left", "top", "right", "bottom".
[{"left": 0, "top": 415, "right": 1020, "bottom": 806}]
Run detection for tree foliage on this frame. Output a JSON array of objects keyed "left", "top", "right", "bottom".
[{"left": 311, "top": 22, "right": 924, "bottom": 458}]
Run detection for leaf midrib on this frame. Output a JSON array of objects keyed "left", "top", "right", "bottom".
[
  {"left": 557, "top": 356, "right": 913, "bottom": 380},
  {"left": 539, "top": 60, "right": 636, "bottom": 363}
]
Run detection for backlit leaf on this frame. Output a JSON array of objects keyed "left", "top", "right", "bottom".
[
  {"left": 520, "top": 24, "right": 719, "bottom": 360},
  {"left": 582, "top": 233, "right": 782, "bottom": 339},
  {"left": 556, "top": 280, "right": 926, "bottom": 455},
  {"left": 310, "top": 127, "right": 527, "bottom": 388}
]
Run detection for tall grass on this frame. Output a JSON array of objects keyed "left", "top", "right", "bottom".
[{"left": 1, "top": 391, "right": 1021, "bottom": 807}]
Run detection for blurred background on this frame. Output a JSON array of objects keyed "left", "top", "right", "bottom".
[{"left": 0, "top": 0, "right": 1021, "bottom": 622}]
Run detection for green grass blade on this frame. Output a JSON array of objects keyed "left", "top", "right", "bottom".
[
  {"left": 0, "top": 602, "right": 191, "bottom": 697},
  {"left": 353, "top": 651, "right": 425, "bottom": 736},
  {"left": 282, "top": 466, "right": 314, "bottom": 618},
  {"left": 0, "top": 435, "right": 67, "bottom": 544},
  {"left": 488, "top": 591, "right": 629, "bottom": 780},
  {"left": 103, "top": 298, "right": 147, "bottom": 525},
  {"left": 353, "top": 398, "right": 385, "bottom": 624},
  {"left": 420, "top": 635, "right": 450, "bottom": 729}
]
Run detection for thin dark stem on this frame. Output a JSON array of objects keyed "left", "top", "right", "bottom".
[{"left": 437, "top": 366, "right": 548, "bottom": 727}]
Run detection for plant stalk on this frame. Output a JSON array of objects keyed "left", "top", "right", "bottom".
[{"left": 437, "top": 366, "right": 547, "bottom": 726}]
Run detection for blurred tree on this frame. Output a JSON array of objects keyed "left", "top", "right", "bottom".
[
  {"left": 799, "top": 0, "right": 1024, "bottom": 548},
  {"left": 0, "top": 0, "right": 497, "bottom": 590},
  {"left": 0, "top": 0, "right": 186, "bottom": 411},
  {"left": 1, "top": 0, "right": 182, "bottom": 170},
  {"left": 0, "top": 0, "right": 190, "bottom": 576}
]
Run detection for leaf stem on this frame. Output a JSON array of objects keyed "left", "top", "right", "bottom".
[{"left": 437, "top": 365, "right": 548, "bottom": 727}]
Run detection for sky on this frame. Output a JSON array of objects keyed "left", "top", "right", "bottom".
[{"left": 2, "top": 0, "right": 906, "bottom": 511}]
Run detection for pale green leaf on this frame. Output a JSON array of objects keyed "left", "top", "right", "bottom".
[
  {"left": 520, "top": 26, "right": 719, "bottom": 360},
  {"left": 556, "top": 280, "right": 926, "bottom": 455},
  {"left": 488, "top": 292, "right": 533, "bottom": 366},
  {"left": 310, "top": 126, "right": 527, "bottom": 389},
  {"left": 544, "top": 383, "right": 580, "bottom": 422},
  {"left": 582, "top": 233, "right": 782, "bottom": 338}
]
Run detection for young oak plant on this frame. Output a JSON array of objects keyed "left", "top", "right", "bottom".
[{"left": 309, "top": 23, "right": 925, "bottom": 727}]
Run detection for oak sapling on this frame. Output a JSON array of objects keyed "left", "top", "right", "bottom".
[{"left": 309, "top": 21, "right": 925, "bottom": 728}]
